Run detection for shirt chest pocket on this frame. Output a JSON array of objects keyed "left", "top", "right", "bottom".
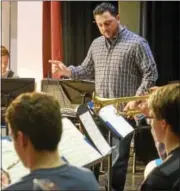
[
  {"left": 112, "top": 48, "right": 136, "bottom": 74},
  {"left": 94, "top": 51, "right": 108, "bottom": 70}
]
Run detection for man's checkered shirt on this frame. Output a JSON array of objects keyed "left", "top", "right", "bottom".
[{"left": 69, "top": 26, "right": 158, "bottom": 99}]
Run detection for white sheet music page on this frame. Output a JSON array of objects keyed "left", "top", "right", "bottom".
[
  {"left": 1, "top": 139, "right": 29, "bottom": 183},
  {"left": 59, "top": 118, "right": 102, "bottom": 167},
  {"left": 79, "top": 111, "right": 111, "bottom": 156},
  {"left": 1, "top": 139, "right": 19, "bottom": 170},
  {"left": 8, "top": 162, "right": 29, "bottom": 183},
  {"left": 98, "top": 105, "right": 134, "bottom": 138}
]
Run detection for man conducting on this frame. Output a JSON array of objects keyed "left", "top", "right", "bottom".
[{"left": 49, "top": 2, "right": 158, "bottom": 191}]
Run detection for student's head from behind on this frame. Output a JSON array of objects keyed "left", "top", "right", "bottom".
[
  {"left": 148, "top": 84, "right": 180, "bottom": 143},
  {"left": 1, "top": 45, "right": 9, "bottom": 74},
  {"left": 93, "top": 2, "right": 119, "bottom": 39},
  {"left": 5, "top": 92, "right": 62, "bottom": 168}
]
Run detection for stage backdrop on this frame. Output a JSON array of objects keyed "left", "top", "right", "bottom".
[{"left": 42, "top": 1, "right": 63, "bottom": 78}]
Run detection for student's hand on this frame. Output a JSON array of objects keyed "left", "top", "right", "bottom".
[
  {"left": 137, "top": 100, "right": 149, "bottom": 116},
  {"left": 150, "top": 86, "right": 159, "bottom": 91},
  {"left": 123, "top": 100, "right": 138, "bottom": 119},
  {"left": 123, "top": 100, "right": 138, "bottom": 112},
  {"left": 148, "top": 86, "right": 159, "bottom": 94},
  {"left": 48, "top": 60, "right": 72, "bottom": 78},
  {"left": 1, "top": 169, "right": 10, "bottom": 189}
]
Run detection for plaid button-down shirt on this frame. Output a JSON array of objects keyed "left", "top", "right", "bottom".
[{"left": 69, "top": 26, "right": 158, "bottom": 99}]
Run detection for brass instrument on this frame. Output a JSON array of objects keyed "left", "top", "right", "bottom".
[{"left": 92, "top": 92, "right": 149, "bottom": 117}]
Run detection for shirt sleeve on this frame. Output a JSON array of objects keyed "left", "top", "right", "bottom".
[
  {"left": 68, "top": 41, "right": 94, "bottom": 80},
  {"left": 135, "top": 40, "right": 158, "bottom": 95}
]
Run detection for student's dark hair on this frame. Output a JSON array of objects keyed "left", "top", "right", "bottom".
[
  {"left": 1, "top": 45, "right": 9, "bottom": 57},
  {"left": 5, "top": 92, "right": 62, "bottom": 152},
  {"left": 148, "top": 84, "right": 180, "bottom": 136},
  {"left": 93, "top": 2, "right": 118, "bottom": 17}
]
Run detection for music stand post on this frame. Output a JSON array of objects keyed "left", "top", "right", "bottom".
[{"left": 107, "top": 131, "right": 112, "bottom": 191}]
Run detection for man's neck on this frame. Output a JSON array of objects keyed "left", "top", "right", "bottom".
[
  {"left": 165, "top": 134, "right": 180, "bottom": 155},
  {"left": 30, "top": 151, "right": 65, "bottom": 172},
  {"left": 110, "top": 24, "right": 121, "bottom": 40},
  {"left": 106, "top": 24, "right": 124, "bottom": 45}
]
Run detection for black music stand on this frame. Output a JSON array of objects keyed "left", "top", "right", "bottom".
[
  {"left": 1, "top": 78, "right": 35, "bottom": 108},
  {"left": 41, "top": 79, "right": 95, "bottom": 105},
  {"left": 1, "top": 78, "right": 35, "bottom": 132},
  {"left": 59, "top": 79, "right": 95, "bottom": 104}
]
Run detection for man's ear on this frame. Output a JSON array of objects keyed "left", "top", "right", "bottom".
[
  {"left": 17, "top": 131, "right": 28, "bottom": 148},
  {"left": 161, "top": 119, "right": 168, "bottom": 131},
  {"left": 116, "top": 14, "right": 120, "bottom": 21}
]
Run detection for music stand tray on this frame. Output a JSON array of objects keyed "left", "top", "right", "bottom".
[
  {"left": 42, "top": 79, "right": 95, "bottom": 105},
  {"left": 1, "top": 78, "right": 35, "bottom": 108},
  {"left": 1, "top": 78, "right": 35, "bottom": 131}
]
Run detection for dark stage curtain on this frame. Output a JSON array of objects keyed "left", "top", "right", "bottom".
[{"left": 140, "top": 2, "right": 180, "bottom": 85}]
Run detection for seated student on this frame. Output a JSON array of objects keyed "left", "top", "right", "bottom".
[
  {"left": 144, "top": 142, "right": 166, "bottom": 179},
  {"left": 140, "top": 84, "right": 180, "bottom": 190},
  {"left": 2, "top": 92, "right": 99, "bottom": 190},
  {"left": 1, "top": 45, "right": 17, "bottom": 78},
  {"left": 134, "top": 87, "right": 167, "bottom": 178}
]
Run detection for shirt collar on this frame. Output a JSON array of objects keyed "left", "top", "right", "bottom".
[
  {"left": 105, "top": 25, "right": 127, "bottom": 48},
  {"left": 168, "top": 146, "right": 180, "bottom": 156}
]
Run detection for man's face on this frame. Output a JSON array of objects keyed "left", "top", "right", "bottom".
[
  {"left": 95, "top": 11, "right": 120, "bottom": 39},
  {"left": 149, "top": 110, "right": 166, "bottom": 143},
  {"left": 1, "top": 55, "right": 9, "bottom": 73}
]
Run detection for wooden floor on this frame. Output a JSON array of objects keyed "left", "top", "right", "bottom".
[
  {"left": 99, "top": 155, "right": 145, "bottom": 191},
  {"left": 124, "top": 159, "right": 145, "bottom": 191}
]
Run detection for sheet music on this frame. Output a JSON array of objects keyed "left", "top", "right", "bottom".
[
  {"left": 79, "top": 111, "right": 111, "bottom": 156},
  {"left": 1, "top": 117, "right": 102, "bottom": 183},
  {"left": 98, "top": 105, "right": 134, "bottom": 138},
  {"left": 1, "top": 139, "right": 29, "bottom": 183},
  {"left": 8, "top": 162, "right": 29, "bottom": 183},
  {"left": 1, "top": 139, "right": 19, "bottom": 170},
  {"left": 60, "top": 108, "right": 77, "bottom": 118},
  {"left": 59, "top": 118, "right": 102, "bottom": 167}
]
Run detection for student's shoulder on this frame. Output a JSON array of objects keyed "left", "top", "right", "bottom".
[
  {"left": 141, "top": 166, "right": 169, "bottom": 191},
  {"left": 3, "top": 179, "right": 32, "bottom": 191},
  {"left": 68, "top": 164, "right": 95, "bottom": 177},
  {"left": 67, "top": 165, "right": 99, "bottom": 188},
  {"left": 7, "top": 70, "right": 19, "bottom": 78}
]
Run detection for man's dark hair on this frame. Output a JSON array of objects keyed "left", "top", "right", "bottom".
[
  {"left": 93, "top": 2, "right": 118, "bottom": 17},
  {"left": 148, "top": 84, "right": 180, "bottom": 136},
  {"left": 5, "top": 92, "right": 62, "bottom": 152}
]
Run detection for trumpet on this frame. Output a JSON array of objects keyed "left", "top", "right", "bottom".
[{"left": 92, "top": 92, "right": 149, "bottom": 117}]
